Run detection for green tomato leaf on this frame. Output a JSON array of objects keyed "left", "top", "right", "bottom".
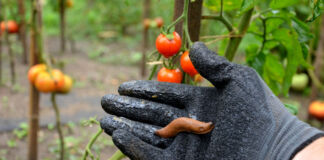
[
  {"left": 273, "top": 28, "right": 307, "bottom": 95},
  {"left": 292, "top": 17, "right": 314, "bottom": 43},
  {"left": 270, "top": 0, "right": 299, "bottom": 9},
  {"left": 308, "top": 0, "right": 324, "bottom": 22},
  {"left": 264, "top": 54, "right": 285, "bottom": 83}
]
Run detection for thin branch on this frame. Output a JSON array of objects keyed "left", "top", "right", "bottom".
[
  {"left": 200, "top": 34, "right": 242, "bottom": 39},
  {"left": 260, "top": 17, "right": 266, "bottom": 52},
  {"left": 201, "top": 15, "right": 233, "bottom": 32},
  {"left": 166, "top": 14, "right": 185, "bottom": 33},
  {"left": 220, "top": 0, "right": 223, "bottom": 17},
  {"left": 82, "top": 128, "right": 103, "bottom": 160}
]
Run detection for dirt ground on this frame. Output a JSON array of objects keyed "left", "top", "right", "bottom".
[{"left": 0, "top": 36, "right": 323, "bottom": 160}]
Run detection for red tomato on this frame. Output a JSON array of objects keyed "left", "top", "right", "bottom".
[
  {"left": 180, "top": 51, "right": 198, "bottom": 76},
  {"left": 157, "top": 67, "right": 182, "bottom": 83},
  {"left": 154, "top": 17, "right": 164, "bottom": 28},
  {"left": 155, "top": 32, "right": 182, "bottom": 58},
  {"left": 0, "top": 20, "right": 19, "bottom": 34}
]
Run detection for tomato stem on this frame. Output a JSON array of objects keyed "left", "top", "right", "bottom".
[
  {"left": 166, "top": 14, "right": 184, "bottom": 33},
  {"left": 50, "top": 93, "right": 65, "bottom": 160},
  {"left": 183, "top": 0, "right": 192, "bottom": 46},
  {"left": 82, "top": 127, "right": 104, "bottom": 160},
  {"left": 108, "top": 150, "right": 126, "bottom": 160},
  {"left": 224, "top": 8, "right": 254, "bottom": 61}
]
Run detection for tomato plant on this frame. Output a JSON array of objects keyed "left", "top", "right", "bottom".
[
  {"left": 157, "top": 67, "right": 182, "bottom": 83},
  {"left": 155, "top": 32, "right": 182, "bottom": 58}
]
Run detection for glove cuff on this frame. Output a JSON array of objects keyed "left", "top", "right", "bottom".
[{"left": 267, "top": 115, "right": 324, "bottom": 160}]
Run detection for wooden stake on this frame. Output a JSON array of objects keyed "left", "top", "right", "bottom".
[
  {"left": 141, "top": 0, "right": 151, "bottom": 77},
  {"left": 28, "top": 0, "right": 41, "bottom": 159},
  {"left": 18, "top": 0, "right": 28, "bottom": 64},
  {"left": 0, "top": 0, "right": 2, "bottom": 85},
  {"left": 173, "top": 0, "right": 184, "bottom": 36},
  {"left": 188, "top": 0, "right": 203, "bottom": 42}
]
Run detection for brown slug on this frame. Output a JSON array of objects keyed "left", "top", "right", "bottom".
[{"left": 155, "top": 117, "right": 214, "bottom": 138}]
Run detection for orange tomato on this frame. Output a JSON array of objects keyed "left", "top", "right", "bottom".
[
  {"left": 58, "top": 75, "right": 73, "bottom": 93},
  {"left": 180, "top": 51, "right": 198, "bottom": 76},
  {"left": 51, "top": 69, "right": 65, "bottom": 91},
  {"left": 0, "top": 20, "right": 19, "bottom": 34},
  {"left": 309, "top": 101, "right": 324, "bottom": 120},
  {"left": 28, "top": 64, "right": 47, "bottom": 84},
  {"left": 34, "top": 69, "right": 65, "bottom": 93},
  {"left": 35, "top": 72, "right": 56, "bottom": 93},
  {"left": 157, "top": 67, "right": 182, "bottom": 83},
  {"left": 155, "top": 32, "right": 182, "bottom": 58}
]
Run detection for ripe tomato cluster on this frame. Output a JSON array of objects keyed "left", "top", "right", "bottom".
[
  {"left": 0, "top": 20, "right": 19, "bottom": 34},
  {"left": 155, "top": 32, "right": 203, "bottom": 84},
  {"left": 28, "top": 64, "right": 73, "bottom": 94},
  {"left": 143, "top": 17, "right": 164, "bottom": 29}
]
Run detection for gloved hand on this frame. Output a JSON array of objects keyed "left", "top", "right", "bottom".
[{"left": 100, "top": 42, "right": 324, "bottom": 160}]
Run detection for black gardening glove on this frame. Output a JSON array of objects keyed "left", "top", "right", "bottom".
[{"left": 100, "top": 42, "right": 324, "bottom": 160}]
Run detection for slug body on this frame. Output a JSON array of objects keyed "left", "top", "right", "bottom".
[{"left": 155, "top": 117, "right": 214, "bottom": 138}]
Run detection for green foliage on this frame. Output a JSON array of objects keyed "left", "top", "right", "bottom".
[
  {"left": 6, "top": 139, "right": 16, "bottom": 148},
  {"left": 308, "top": 0, "right": 324, "bottom": 22},
  {"left": 203, "top": 0, "right": 320, "bottom": 95},
  {"left": 13, "top": 122, "right": 28, "bottom": 139}
]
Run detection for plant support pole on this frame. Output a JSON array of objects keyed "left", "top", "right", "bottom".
[
  {"left": 28, "top": 0, "right": 41, "bottom": 159},
  {"left": 141, "top": 0, "right": 151, "bottom": 77},
  {"left": 0, "top": 0, "right": 2, "bottom": 85}
]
